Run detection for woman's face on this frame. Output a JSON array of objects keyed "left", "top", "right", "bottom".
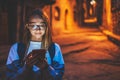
[{"left": 27, "top": 17, "right": 46, "bottom": 41}]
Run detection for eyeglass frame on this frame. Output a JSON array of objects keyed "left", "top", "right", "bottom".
[{"left": 26, "top": 22, "right": 46, "bottom": 30}]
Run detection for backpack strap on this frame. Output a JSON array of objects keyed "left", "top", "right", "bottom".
[
  {"left": 48, "top": 42, "right": 55, "bottom": 64},
  {"left": 17, "top": 42, "right": 55, "bottom": 65},
  {"left": 17, "top": 42, "right": 26, "bottom": 65}
]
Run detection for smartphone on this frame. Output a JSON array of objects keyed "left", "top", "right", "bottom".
[{"left": 31, "top": 49, "right": 46, "bottom": 59}]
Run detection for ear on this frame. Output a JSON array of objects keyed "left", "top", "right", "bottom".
[{"left": 25, "top": 24, "right": 29, "bottom": 29}]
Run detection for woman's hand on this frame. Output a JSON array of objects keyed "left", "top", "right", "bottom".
[
  {"left": 35, "top": 59, "right": 49, "bottom": 70},
  {"left": 25, "top": 49, "right": 46, "bottom": 68},
  {"left": 25, "top": 52, "right": 38, "bottom": 68}
]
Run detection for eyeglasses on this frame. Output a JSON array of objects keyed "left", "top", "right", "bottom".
[{"left": 27, "top": 23, "right": 46, "bottom": 30}]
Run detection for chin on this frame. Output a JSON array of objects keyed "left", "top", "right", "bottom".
[{"left": 35, "top": 36, "right": 42, "bottom": 39}]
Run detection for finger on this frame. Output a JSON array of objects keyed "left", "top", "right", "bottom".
[
  {"left": 26, "top": 56, "right": 44, "bottom": 65},
  {"left": 28, "top": 54, "right": 44, "bottom": 61},
  {"left": 27, "top": 52, "right": 44, "bottom": 60},
  {"left": 26, "top": 59, "right": 39, "bottom": 66}
]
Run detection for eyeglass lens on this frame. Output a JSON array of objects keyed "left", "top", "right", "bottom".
[{"left": 28, "top": 24, "right": 46, "bottom": 30}]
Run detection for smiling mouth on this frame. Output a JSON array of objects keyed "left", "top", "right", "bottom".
[
  {"left": 35, "top": 33, "right": 41, "bottom": 35},
  {"left": 35, "top": 32, "right": 42, "bottom": 34}
]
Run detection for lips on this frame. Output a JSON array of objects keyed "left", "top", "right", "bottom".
[
  {"left": 35, "top": 32, "right": 42, "bottom": 35},
  {"left": 35, "top": 32, "right": 42, "bottom": 34}
]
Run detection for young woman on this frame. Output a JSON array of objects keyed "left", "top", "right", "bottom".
[{"left": 6, "top": 9, "right": 64, "bottom": 80}]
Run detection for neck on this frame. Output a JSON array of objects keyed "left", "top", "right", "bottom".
[{"left": 31, "top": 37, "right": 42, "bottom": 42}]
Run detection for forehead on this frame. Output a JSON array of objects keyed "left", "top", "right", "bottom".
[{"left": 29, "top": 18, "right": 44, "bottom": 23}]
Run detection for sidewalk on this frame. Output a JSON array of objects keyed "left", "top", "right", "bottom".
[{"left": 100, "top": 27, "right": 120, "bottom": 46}]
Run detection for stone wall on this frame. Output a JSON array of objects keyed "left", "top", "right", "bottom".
[{"left": 112, "top": 12, "right": 120, "bottom": 35}]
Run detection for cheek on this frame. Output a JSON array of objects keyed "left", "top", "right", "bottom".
[
  {"left": 43, "top": 30, "right": 46, "bottom": 33},
  {"left": 29, "top": 30, "right": 34, "bottom": 35},
  {"left": 41, "top": 30, "right": 45, "bottom": 35},
  {"left": 29, "top": 30, "right": 37, "bottom": 37}
]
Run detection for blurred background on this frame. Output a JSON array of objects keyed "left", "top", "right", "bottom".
[{"left": 0, "top": 0, "right": 120, "bottom": 80}]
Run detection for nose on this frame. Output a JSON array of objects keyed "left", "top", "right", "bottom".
[
  {"left": 36, "top": 27, "right": 41, "bottom": 30},
  {"left": 33, "top": 25, "right": 41, "bottom": 30}
]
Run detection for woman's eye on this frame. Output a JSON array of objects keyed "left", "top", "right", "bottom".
[
  {"left": 28, "top": 25, "right": 34, "bottom": 27},
  {"left": 31, "top": 25, "right": 35, "bottom": 27},
  {"left": 38, "top": 25, "right": 45, "bottom": 27}
]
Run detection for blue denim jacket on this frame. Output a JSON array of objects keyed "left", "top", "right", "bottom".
[{"left": 6, "top": 42, "right": 64, "bottom": 80}]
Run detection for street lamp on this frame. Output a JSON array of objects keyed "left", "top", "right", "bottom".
[
  {"left": 90, "top": 0, "right": 97, "bottom": 17},
  {"left": 90, "top": 0, "right": 96, "bottom": 5}
]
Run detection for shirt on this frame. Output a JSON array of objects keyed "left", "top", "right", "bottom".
[{"left": 6, "top": 41, "right": 64, "bottom": 80}]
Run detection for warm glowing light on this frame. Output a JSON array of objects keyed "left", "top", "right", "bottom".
[
  {"left": 54, "top": 11, "right": 58, "bottom": 18},
  {"left": 106, "top": 0, "right": 112, "bottom": 26},
  {"left": 88, "top": 36, "right": 107, "bottom": 41},
  {"left": 90, "top": 0, "right": 96, "bottom": 5},
  {"left": 84, "top": 17, "right": 97, "bottom": 23},
  {"left": 43, "top": 0, "right": 82, "bottom": 35}
]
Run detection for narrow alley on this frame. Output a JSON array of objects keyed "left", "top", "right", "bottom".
[
  {"left": 53, "top": 27, "right": 120, "bottom": 80},
  {"left": 0, "top": 0, "right": 120, "bottom": 80}
]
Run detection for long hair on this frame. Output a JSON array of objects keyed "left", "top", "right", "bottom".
[{"left": 22, "top": 9, "right": 53, "bottom": 50}]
